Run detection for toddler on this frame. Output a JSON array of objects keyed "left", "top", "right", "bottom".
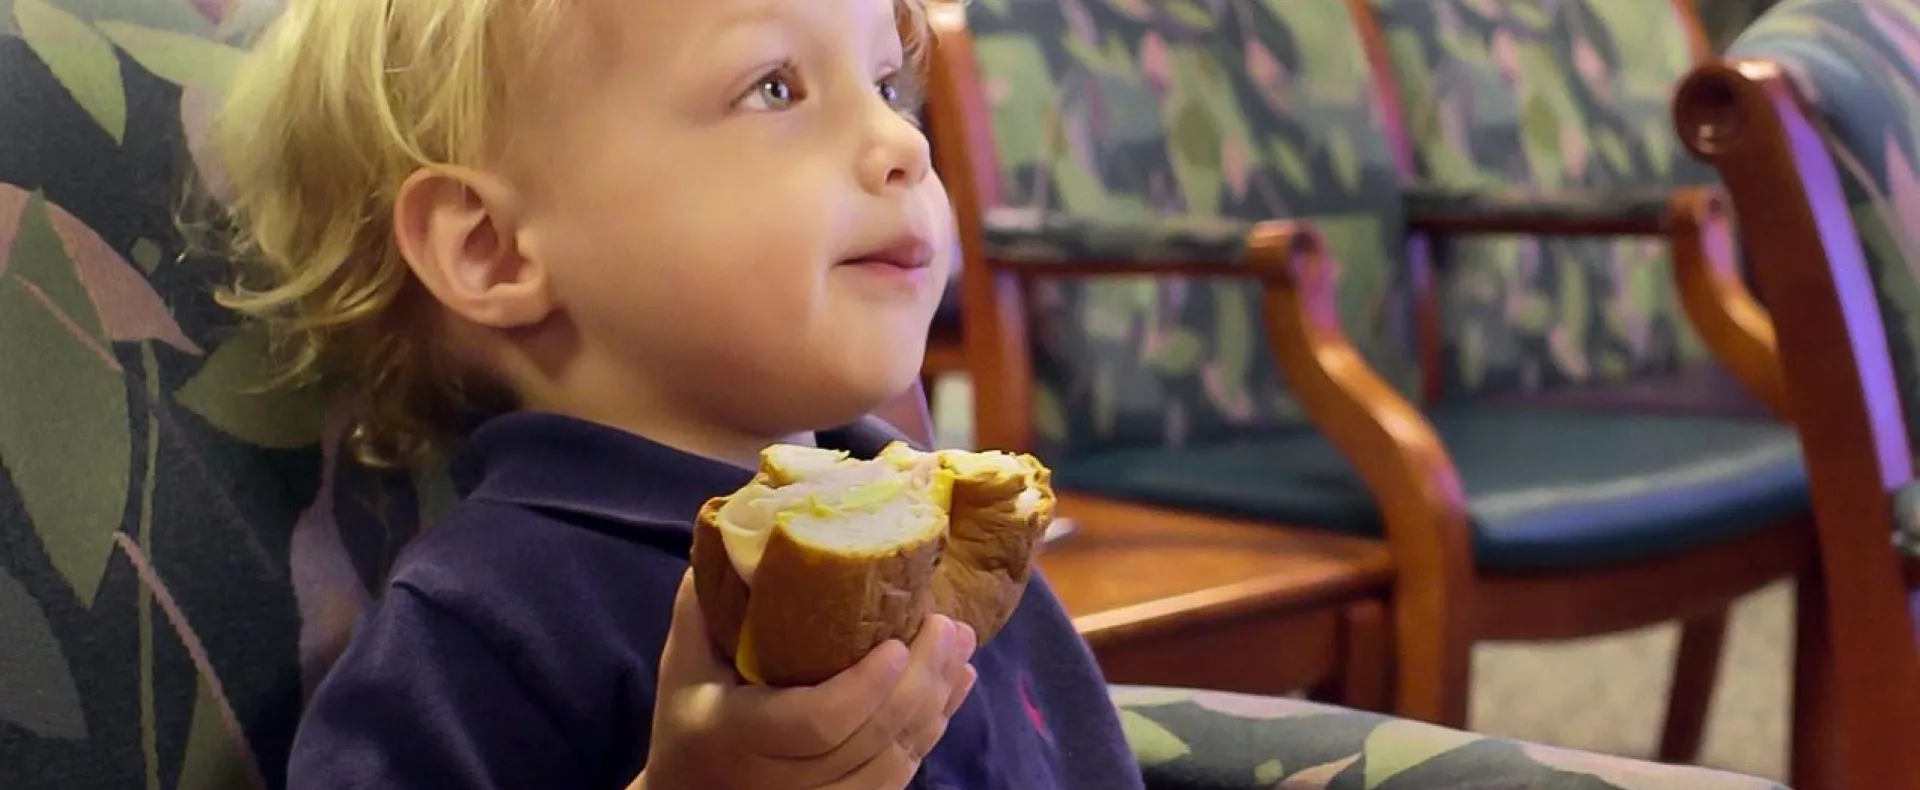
[{"left": 211, "top": 0, "right": 1141, "bottom": 788}]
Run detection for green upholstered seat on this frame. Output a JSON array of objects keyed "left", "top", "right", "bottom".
[{"left": 1054, "top": 405, "right": 1808, "bottom": 571}]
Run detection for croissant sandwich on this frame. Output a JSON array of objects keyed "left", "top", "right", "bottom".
[{"left": 690, "top": 442, "right": 1055, "bottom": 687}]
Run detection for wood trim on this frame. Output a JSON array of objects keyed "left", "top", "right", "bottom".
[
  {"left": 1664, "top": 186, "right": 1791, "bottom": 418},
  {"left": 920, "top": 336, "right": 967, "bottom": 375},
  {"left": 1342, "top": 0, "right": 1445, "bottom": 404},
  {"left": 1670, "top": 0, "right": 1715, "bottom": 63},
  {"left": 1406, "top": 213, "right": 1667, "bottom": 236},
  {"left": 924, "top": 1, "right": 1035, "bottom": 452},
  {"left": 1245, "top": 221, "right": 1478, "bottom": 725},
  {"left": 1475, "top": 519, "right": 1809, "bottom": 641},
  {"left": 1675, "top": 58, "right": 1920, "bottom": 787}
]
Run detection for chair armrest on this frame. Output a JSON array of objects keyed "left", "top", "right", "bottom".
[
  {"left": 1111, "top": 686, "right": 1791, "bottom": 789},
  {"left": 979, "top": 207, "right": 1255, "bottom": 277},
  {"left": 1406, "top": 185, "right": 1790, "bottom": 419},
  {"left": 1401, "top": 184, "right": 1683, "bottom": 236},
  {"left": 1242, "top": 222, "right": 1477, "bottom": 722}
]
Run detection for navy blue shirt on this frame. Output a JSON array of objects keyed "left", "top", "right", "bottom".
[{"left": 287, "top": 412, "right": 1142, "bottom": 790}]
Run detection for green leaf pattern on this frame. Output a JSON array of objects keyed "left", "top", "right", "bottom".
[
  {"left": 971, "top": 0, "right": 1417, "bottom": 457},
  {"left": 1370, "top": 0, "right": 1724, "bottom": 399},
  {"left": 1732, "top": 0, "right": 1920, "bottom": 548},
  {"left": 1111, "top": 686, "right": 1787, "bottom": 789}
]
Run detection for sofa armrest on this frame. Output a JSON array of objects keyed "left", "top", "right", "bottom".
[
  {"left": 1401, "top": 185, "right": 1683, "bottom": 236},
  {"left": 1404, "top": 184, "right": 1790, "bottom": 419},
  {"left": 978, "top": 207, "right": 1255, "bottom": 276},
  {"left": 1111, "top": 686, "right": 1790, "bottom": 789}
]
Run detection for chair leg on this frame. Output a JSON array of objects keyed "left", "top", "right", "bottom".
[
  {"left": 1390, "top": 585, "right": 1474, "bottom": 728},
  {"left": 1789, "top": 578, "right": 1840, "bottom": 790},
  {"left": 1338, "top": 598, "right": 1391, "bottom": 712},
  {"left": 1311, "top": 598, "right": 1393, "bottom": 710},
  {"left": 1657, "top": 608, "right": 1728, "bottom": 763}
]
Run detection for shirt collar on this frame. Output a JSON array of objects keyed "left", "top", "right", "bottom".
[{"left": 450, "top": 412, "right": 913, "bottom": 531}]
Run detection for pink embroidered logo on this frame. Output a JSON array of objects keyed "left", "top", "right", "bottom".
[{"left": 1020, "top": 672, "right": 1054, "bottom": 745}]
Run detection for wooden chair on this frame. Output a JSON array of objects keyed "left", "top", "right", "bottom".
[
  {"left": 921, "top": 0, "right": 1817, "bottom": 766},
  {"left": 1674, "top": 0, "right": 1920, "bottom": 785}
]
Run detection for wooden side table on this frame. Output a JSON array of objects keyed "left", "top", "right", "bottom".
[{"left": 1038, "top": 494, "right": 1396, "bottom": 709}]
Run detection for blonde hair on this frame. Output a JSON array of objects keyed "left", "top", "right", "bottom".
[{"left": 211, "top": 0, "right": 932, "bottom": 469}]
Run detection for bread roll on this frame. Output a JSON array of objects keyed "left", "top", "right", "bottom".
[{"left": 690, "top": 442, "right": 1054, "bottom": 687}]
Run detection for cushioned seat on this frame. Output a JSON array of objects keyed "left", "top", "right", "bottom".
[{"left": 1053, "top": 404, "right": 1810, "bottom": 572}]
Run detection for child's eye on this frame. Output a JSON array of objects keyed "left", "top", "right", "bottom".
[
  {"left": 738, "top": 65, "right": 806, "bottom": 112},
  {"left": 877, "top": 71, "right": 924, "bottom": 116}
]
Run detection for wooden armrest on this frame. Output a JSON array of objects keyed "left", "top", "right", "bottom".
[
  {"left": 1403, "top": 185, "right": 1679, "bottom": 236},
  {"left": 1243, "top": 221, "right": 1476, "bottom": 720},
  {"left": 1410, "top": 181, "right": 1789, "bottom": 420},
  {"left": 1663, "top": 187, "right": 1790, "bottom": 419}
]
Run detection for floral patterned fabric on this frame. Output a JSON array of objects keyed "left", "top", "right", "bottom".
[
  {"left": 0, "top": 0, "right": 1790, "bottom": 788},
  {"left": 966, "top": 0, "right": 1422, "bottom": 458},
  {"left": 1702, "top": 0, "right": 1783, "bottom": 52},
  {"left": 1112, "top": 687, "right": 1788, "bottom": 790},
  {"left": 1731, "top": 0, "right": 1920, "bottom": 561},
  {"left": 1370, "top": 0, "right": 1721, "bottom": 399}
]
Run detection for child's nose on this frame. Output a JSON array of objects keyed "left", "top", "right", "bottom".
[{"left": 859, "top": 106, "right": 933, "bottom": 194}]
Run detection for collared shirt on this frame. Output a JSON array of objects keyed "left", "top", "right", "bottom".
[{"left": 287, "top": 412, "right": 1142, "bottom": 790}]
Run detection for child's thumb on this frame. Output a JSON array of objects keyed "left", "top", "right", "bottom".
[{"left": 658, "top": 570, "right": 738, "bottom": 687}]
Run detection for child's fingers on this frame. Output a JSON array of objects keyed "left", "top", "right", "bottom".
[
  {"left": 734, "top": 637, "right": 911, "bottom": 759},
  {"left": 656, "top": 571, "right": 736, "bottom": 687},
  {"left": 782, "top": 616, "right": 964, "bottom": 780},
  {"left": 818, "top": 741, "right": 922, "bottom": 790},
  {"left": 942, "top": 665, "right": 977, "bottom": 718}
]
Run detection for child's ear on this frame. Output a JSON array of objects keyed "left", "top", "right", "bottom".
[{"left": 393, "top": 166, "right": 551, "bottom": 329}]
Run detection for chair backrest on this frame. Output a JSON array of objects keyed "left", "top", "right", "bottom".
[
  {"left": 1366, "top": 0, "right": 1722, "bottom": 399},
  {"left": 1726, "top": 0, "right": 1920, "bottom": 466},
  {"left": 0, "top": 2, "right": 426, "bottom": 786},
  {"left": 957, "top": 0, "right": 1421, "bottom": 459},
  {"left": 1675, "top": 2, "right": 1920, "bottom": 781},
  {"left": 1700, "top": 0, "right": 1784, "bottom": 52}
]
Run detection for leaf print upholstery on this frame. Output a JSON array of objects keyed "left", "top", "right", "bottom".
[
  {"left": 1725, "top": 0, "right": 1920, "bottom": 556},
  {"left": 1111, "top": 687, "right": 1789, "bottom": 789},
  {"left": 0, "top": 0, "right": 1794, "bottom": 787},
  {"left": 965, "top": 0, "right": 1421, "bottom": 459},
  {"left": 1370, "top": 0, "right": 1724, "bottom": 399}
]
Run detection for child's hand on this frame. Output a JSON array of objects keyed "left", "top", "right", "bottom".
[{"left": 634, "top": 572, "right": 979, "bottom": 790}]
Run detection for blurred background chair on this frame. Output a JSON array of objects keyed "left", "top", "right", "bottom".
[
  {"left": 1675, "top": 0, "right": 1920, "bottom": 786},
  {"left": 924, "top": 0, "right": 1816, "bottom": 770}
]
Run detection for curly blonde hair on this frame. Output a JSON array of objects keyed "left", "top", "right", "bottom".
[{"left": 212, "top": 0, "right": 933, "bottom": 469}]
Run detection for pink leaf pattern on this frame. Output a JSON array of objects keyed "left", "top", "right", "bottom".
[
  {"left": 1558, "top": 121, "right": 1590, "bottom": 179},
  {"left": 1882, "top": 135, "right": 1920, "bottom": 263},
  {"left": 1548, "top": 325, "right": 1591, "bottom": 381},
  {"left": 1223, "top": 135, "right": 1253, "bottom": 198},
  {"left": 0, "top": 184, "right": 29, "bottom": 277},
  {"left": 189, "top": 0, "right": 229, "bottom": 23},
  {"left": 1520, "top": 742, "right": 1703, "bottom": 789},
  {"left": 1491, "top": 29, "right": 1521, "bottom": 87},
  {"left": 1572, "top": 36, "right": 1610, "bottom": 103},
  {"left": 1278, "top": 755, "right": 1359, "bottom": 788},
  {"left": 181, "top": 86, "right": 233, "bottom": 206},
  {"left": 1202, "top": 360, "right": 1256, "bottom": 422},
  {"left": 1139, "top": 32, "right": 1173, "bottom": 93},
  {"left": 1189, "top": 690, "right": 1313, "bottom": 720},
  {"left": 291, "top": 418, "right": 374, "bottom": 700},
  {"left": 1245, "top": 39, "right": 1288, "bottom": 113},
  {"left": 114, "top": 534, "right": 268, "bottom": 790},
  {"left": 1062, "top": 0, "right": 1099, "bottom": 50},
  {"left": 1868, "top": 4, "right": 1920, "bottom": 72},
  {"left": 43, "top": 202, "right": 203, "bottom": 355}
]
